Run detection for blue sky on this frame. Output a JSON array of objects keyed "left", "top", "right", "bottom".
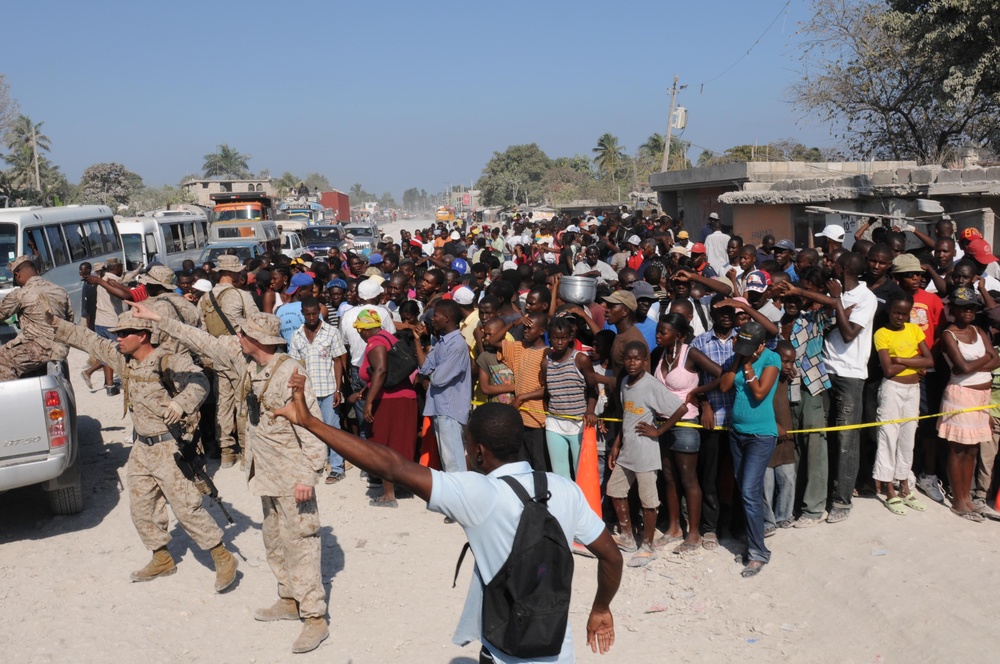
[{"left": 1, "top": 0, "right": 826, "bottom": 197}]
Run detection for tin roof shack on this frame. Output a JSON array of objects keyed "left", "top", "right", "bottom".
[
  {"left": 717, "top": 165, "right": 1000, "bottom": 250},
  {"left": 649, "top": 161, "right": 915, "bottom": 246}
]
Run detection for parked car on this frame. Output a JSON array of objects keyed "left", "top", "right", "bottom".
[
  {"left": 302, "top": 225, "right": 345, "bottom": 256},
  {"left": 341, "top": 222, "right": 381, "bottom": 255},
  {"left": 281, "top": 231, "right": 306, "bottom": 259},
  {"left": 0, "top": 361, "right": 81, "bottom": 514}
]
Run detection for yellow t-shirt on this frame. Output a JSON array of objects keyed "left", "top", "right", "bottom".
[{"left": 874, "top": 322, "right": 925, "bottom": 377}]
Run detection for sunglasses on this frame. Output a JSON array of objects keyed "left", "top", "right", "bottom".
[{"left": 115, "top": 330, "right": 142, "bottom": 338}]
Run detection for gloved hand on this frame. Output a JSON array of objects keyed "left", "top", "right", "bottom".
[{"left": 164, "top": 400, "right": 184, "bottom": 425}]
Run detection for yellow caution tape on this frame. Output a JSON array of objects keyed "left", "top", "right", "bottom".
[{"left": 469, "top": 400, "right": 1000, "bottom": 435}]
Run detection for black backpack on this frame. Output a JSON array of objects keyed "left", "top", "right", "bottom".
[
  {"left": 452, "top": 472, "right": 574, "bottom": 658},
  {"left": 377, "top": 331, "right": 418, "bottom": 387}
]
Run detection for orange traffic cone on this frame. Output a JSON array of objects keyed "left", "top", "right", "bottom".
[
  {"left": 576, "top": 425, "right": 602, "bottom": 517},
  {"left": 418, "top": 417, "right": 441, "bottom": 471}
]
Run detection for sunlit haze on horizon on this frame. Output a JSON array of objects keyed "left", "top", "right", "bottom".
[{"left": 1, "top": 0, "right": 822, "bottom": 197}]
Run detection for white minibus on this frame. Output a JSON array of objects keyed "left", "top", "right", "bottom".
[{"left": 116, "top": 208, "right": 209, "bottom": 271}]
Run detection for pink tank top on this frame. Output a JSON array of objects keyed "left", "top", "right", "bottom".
[{"left": 655, "top": 344, "right": 699, "bottom": 420}]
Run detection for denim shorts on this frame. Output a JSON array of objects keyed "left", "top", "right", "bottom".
[{"left": 666, "top": 421, "right": 701, "bottom": 454}]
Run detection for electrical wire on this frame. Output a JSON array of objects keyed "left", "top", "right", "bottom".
[{"left": 697, "top": 0, "right": 792, "bottom": 93}]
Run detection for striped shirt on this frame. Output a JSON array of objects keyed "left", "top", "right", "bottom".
[
  {"left": 289, "top": 321, "right": 347, "bottom": 398},
  {"left": 546, "top": 350, "right": 586, "bottom": 417}
]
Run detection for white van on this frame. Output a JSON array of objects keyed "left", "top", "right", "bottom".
[
  {"left": 116, "top": 208, "right": 210, "bottom": 271},
  {"left": 0, "top": 204, "right": 125, "bottom": 319}
]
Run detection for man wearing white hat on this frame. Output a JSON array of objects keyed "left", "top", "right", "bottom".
[
  {"left": 815, "top": 224, "right": 846, "bottom": 256},
  {"left": 127, "top": 303, "right": 331, "bottom": 654}
]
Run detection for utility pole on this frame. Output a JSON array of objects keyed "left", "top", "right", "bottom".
[{"left": 660, "top": 75, "right": 680, "bottom": 173}]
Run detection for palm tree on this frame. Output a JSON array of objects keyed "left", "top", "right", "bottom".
[
  {"left": 4, "top": 115, "right": 50, "bottom": 190},
  {"left": 202, "top": 144, "right": 251, "bottom": 179},
  {"left": 640, "top": 133, "right": 665, "bottom": 161},
  {"left": 592, "top": 133, "right": 625, "bottom": 201}
]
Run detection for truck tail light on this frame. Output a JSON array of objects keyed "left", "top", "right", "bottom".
[{"left": 44, "top": 389, "right": 67, "bottom": 448}]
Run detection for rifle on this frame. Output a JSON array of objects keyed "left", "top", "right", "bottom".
[{"left": 174, "top": 434, "right": 235, "bottom": 526}]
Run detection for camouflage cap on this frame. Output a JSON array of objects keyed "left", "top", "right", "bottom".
[
  {"left": 105, "top": 257, "right": 121, "bottom": 267},
  {"left": 109, "top": 311, "right": 155, "bottom": 333},
  {"left": 237, "top": 312, "right": 286, "bottom": 346},
  {"left": 138, "top": 265, "right": 177, "bottom": 289},
  {"left": 213, "top": 255, "right": 244, "bottom": 273},
  {"left": 8, "top": 256, "right": 34, "bottom": 273}
]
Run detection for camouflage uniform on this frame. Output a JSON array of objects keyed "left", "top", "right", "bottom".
[
  {"left": 147, "top": 291, "right": 204, "bottom": 349},
  {"left": 156, "top": 316, "right": 328, "bottom": 618},
  {"left": 199, "top": 283, "right": 259, "bottom": 458},
  {"left": 0, "top": 274, "right": 73, "bottom": 381},
  {"left": 54, "top": 316, "right": 223, "bottom": 552}
]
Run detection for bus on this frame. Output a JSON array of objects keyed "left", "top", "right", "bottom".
[
  {"left": 117, "top": 208, "right": 210, "bottom": 271},
  {"left": 0, "top": 204, "right": 125, "bottom": 321},
  {"left": 208, "top": 219, "right": 281, "bottom": 254},
  {"left": 209, "top": 192, "right": 274, "bottom": 222},
  {"left": 436, "top": 206, "right": 456, "bottom": 223}
]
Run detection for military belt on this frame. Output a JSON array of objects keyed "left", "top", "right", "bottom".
[{"left": 135, "top": 432, "right": 174, "bottom": 446}]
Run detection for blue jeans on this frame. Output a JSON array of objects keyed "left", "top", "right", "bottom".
[
  {"left": 349, "top": 366, "right": 370, "bottom": 440},
  {"left": 730, "top": 431, "right": 777, "bottom": 564},
  {"left": 763, "top": 463, "right": 796, "bottom": 528},
  {"left": 317, "top": 393, "right": 344, "bottom": 475},
  {"left": 829, "top": 375, "right": 864, "bottom": 510},
  {"left": 433, "top": 415, "right": 467, "bottom": 472}
]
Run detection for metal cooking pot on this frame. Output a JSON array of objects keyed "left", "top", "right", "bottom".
[{"left": 558, "top": 275, "right": 597, "bottom": 305}]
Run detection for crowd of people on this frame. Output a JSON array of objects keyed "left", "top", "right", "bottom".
[{"left": 5, "top": 201, "right": 1000, "bottom": 655}]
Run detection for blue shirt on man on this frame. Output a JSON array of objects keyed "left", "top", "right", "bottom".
[{"left": 419, "top": 328, "right": 472, "bottom": 424}]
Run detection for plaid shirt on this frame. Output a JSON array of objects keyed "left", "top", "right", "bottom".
[
  {"left": 780, "top": 308, "right": 831, "bottom": 397},
  {"left": 691, "top": 327, "right": 738, "bottom": 426},
  {"left": 289, "top": 321, "right": 347, "bottom": 398}
]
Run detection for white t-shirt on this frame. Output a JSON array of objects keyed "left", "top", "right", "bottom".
[
  {"left": 428, "top": 461, "right": 606, "bottom": 664},
  {"left": 704, "top": 231, "right": 731, "bottom": 275},
  {"left": 823, "top": 282, "right": 877, "bottom": 379},
  {"left": 572, "top": 259, "right": 618, "bottom": 283}
]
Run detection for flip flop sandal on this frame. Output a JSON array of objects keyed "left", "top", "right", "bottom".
[
  {"left": 80, "top": 371, "right": 94, "bottom": 390},
  {"left": 741, "top": 562, "right": 765, "bottom": 578},
  {"left": 653, "top": 533, "right": 683, "bottom": 549},
  {"left": 901, "top": 492, "right": 926, "bottom": 511},
  {"left": 701, "top": 533, "right": 719, "bottom": 550},
  {"left": 884, "top": 497, "right": 907, "bottom": 516},
  {"left": 626, "top": 547, "right": 658, "bottom": 568},
  {"left": 673, "top": 540, "right": 701, "bottom": 555},
  {"left": 612, "top": 533, "right": 638, "bottom": 553},
  {"left": 951, "top": 507, "right": 985, "bottom": 522},
  {"left": 369, "top": 498, "right": 398, "bottom": 508}
]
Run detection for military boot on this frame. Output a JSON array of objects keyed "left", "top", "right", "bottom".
[
  {"left": 209, "top": 543, "right": 238, "bottom": 592},
  {"left": 291, "top": 617, "right": 329, "bottom": 654},
  {"left": 130, "top": 547, "right": 176, "bottom": 582},
  {"left": 220, "top": 450, "right": 240, "bottom": 469},
  {"left": 254, "top": 598, "right": 300, "bottom": 622}
]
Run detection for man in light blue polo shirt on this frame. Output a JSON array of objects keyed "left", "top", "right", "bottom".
[{"left": 273, "top": 391, "right": 623, "bottom": 663}]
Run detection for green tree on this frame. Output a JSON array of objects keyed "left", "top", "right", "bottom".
[
  {"left": 201, "top": 144, "right": 251, "bottom": 179},
  {"left": 273, "top": 171, "right": 299, "bottom": 199},
  {"left": 4, "top": 115, "right": 50, "bottom": 190},
  {"left": 0, "top": 73, "right": 18, "bottom": 139},
  {"left": 592, "top": 133, "right": 627, "bottom": 201},
  {"left": 476, "top": 143, "right": 552, "bottom": 207},
  {"left": 303, "top": 173, "right": 330, "bottom": 193},
  {"left": 640, "top": 134, "right": 665, "bottom": 162},
  {"left": 78, "top": 162, "right": 139, "bottom": 209},
  {"left": 790, "top": 0, "right": 1000, "bottom": 163},
  {"left": 378, "top": 191, "right": 397, "bottom": 209}
]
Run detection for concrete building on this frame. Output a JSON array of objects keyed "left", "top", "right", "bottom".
[
  {"left": 649, "top": 161, "right": 1000, "bottom": 249},
  {"left": 181, "top": 178, "right": 274, "bottom": 207}
]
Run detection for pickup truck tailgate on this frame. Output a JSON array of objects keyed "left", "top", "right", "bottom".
[{"left": 0, "top": 380, "right": 51, "bottom": 465}]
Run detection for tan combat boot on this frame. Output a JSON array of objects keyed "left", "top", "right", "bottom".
[
  {"left": 130, "top": 547, "right": 176, "bottom": 582},
  {"left": 291, "top": 617, "right": 329, "bottom": 654},
  {"left": 220, "top": 450, "right": 240, "bottom": 469},
  {"left": 209, "top": 543, "right": 238, "bottom": 592},
  {"left": 254, "top": 598, "right": 300, "bottom": 622}
]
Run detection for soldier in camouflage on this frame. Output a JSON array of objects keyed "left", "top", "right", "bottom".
[
  {"left": 0, "top": 256, "right": 73, "bottom": 381},
  {"left": 128, "top": 301, "right": 330, "bottom": 655},
  {"left": 51, "top": 310, "right": 238, "bottom": 592}
]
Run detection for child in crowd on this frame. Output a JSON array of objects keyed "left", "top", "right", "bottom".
[
  {"left": 475, "top": 317, "right": 515, "bottom": 405},
  {"left": 874, "top": 293, "right": 935, "bottom": 515},
  {"left": 938, "top": 288, "right": 1000, "bottom": 521},
  {"left": 764, "top": 341, "right": 798, "bottom": 534},
  {"left": 608, "top": 342, "right": 685, "bottom": 568}
]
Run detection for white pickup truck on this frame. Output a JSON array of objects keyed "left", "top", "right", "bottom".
[{"left": 0, "top": 360, "right": 81, "bottom": 514}]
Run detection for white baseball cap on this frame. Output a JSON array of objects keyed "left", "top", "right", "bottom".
[
  {"left": 815, "top": 224, "right": 846, "bottom": 242},
  {"left": 192, "top": 278, "right": 213, "bottom": 293},
  {"left": 358, "top": 279, "right": 384, "bottom": 300},
  {"left": 450, "top": 231, "right": 461, "bottom": 240},
  {"left": 626, "top": 234, "right": 641, "bottom": 246},
  {"left": 452, "top": 286, "right": 475, "bottom": 306}
]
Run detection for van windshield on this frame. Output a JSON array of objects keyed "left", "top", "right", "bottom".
[
  {"left": 121, "top": 233, "right": 144, "bottom": 271},
  {"left": 213, "top": 207, "right": 261, "bottom": 223},
  {"left": 303, "top": 227, "right": 343, "bottom": 242},
  {"left": 0, "top": 223, "right": 17, "bottom": 286}
]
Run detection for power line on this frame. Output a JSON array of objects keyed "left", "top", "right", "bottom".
[{"left": 697, "top": 0, "right": 792, "bottom": 93}]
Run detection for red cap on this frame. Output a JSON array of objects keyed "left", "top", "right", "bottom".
[
  {"left": 690, "top": 242, "right": 707, "bottom": 254},
  {"left": 966, "top": 238, "right": 998, "bottom": 263},
  {"left": 961, "top": 227, "right": 983, "bottom": 241},
  {"left": 409, "top": 239, "right": 423, "bottom": 248}
]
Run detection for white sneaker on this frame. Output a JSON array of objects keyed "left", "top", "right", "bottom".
[{"left": 916, "top": 474, "right": 946, "bottom": 504}]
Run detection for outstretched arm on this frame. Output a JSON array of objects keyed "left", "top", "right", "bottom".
[{"left": 273, "top": 369, "right": 433, "bottom": 500}]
